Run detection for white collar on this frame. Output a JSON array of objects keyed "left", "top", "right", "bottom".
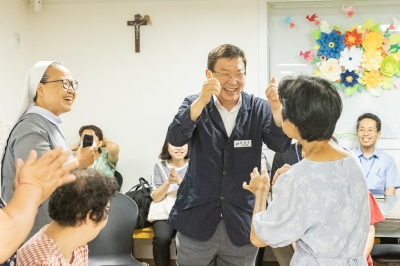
[{"left": 25, "top": 106, "right": 63, "bottom": 125}]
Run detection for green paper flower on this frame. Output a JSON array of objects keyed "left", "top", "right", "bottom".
[
  {"left": 380, "top": 56, "right": 399, "bottom": 77},
  {"left": 382, "top": 77, "right": 393, "bottom": 89}
]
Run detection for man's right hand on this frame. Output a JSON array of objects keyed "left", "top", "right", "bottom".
[
  {"left": 14, "top": 147, "right": 79, "bottom": 203},
  {"left": 75, "top": 146, "right": 95, "bottom": 168},
  {"left": 190, "top": 70, "right": 221, "bottom": 121},
  {"left": 198, "top": 70, "right": 221, "bottom": 106}
]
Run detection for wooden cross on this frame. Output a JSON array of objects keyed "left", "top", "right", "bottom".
[{"left": 127, "top": 14, "right": 151, "bottom": 53}]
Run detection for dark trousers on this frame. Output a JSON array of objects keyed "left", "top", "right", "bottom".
[{"left": 152, "top": 220, "right": 176, "bottom": 266}]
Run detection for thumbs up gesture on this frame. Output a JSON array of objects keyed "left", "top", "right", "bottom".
[
  {"left": 265, "top": 77, "right": 281, "bottom": 112},
  {"left": 265, "top": 77, "right": 283, "bottom": 127},
  {"left": 198, "top": 70, "right": 221, "bottom": 106}
]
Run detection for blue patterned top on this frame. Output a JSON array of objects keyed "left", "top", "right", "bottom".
[{"left": 253, "top": 155, "right": 370, "bottom": 265}]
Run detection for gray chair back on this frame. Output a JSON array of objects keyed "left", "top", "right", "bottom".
[{"left": 88, "top": 192, "right": 138, "bottom": 255}]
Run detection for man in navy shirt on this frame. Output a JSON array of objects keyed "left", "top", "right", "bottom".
[
  {"left": 352, "top": 113, "right": 400, "bottom": 195},
  {"left": 167, "top": 44, "right": 291, "bottom": 266}
]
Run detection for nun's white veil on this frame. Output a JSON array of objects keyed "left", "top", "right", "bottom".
[{"left": 0, "top": 61, "right": 56, "bottom": 164}]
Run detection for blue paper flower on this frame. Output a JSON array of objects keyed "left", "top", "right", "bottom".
[
  {"left": 317, "top": 30, "right": 346, "bottom": 59},
  {"left": 340, "top": 70, "right": 359, "bottom": 87}
]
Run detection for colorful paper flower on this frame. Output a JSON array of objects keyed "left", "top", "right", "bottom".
[
  {"left": 305, "top": 18, "right": 400, "bottom": 97},
  {"left": 316, "top": 30, "right": 346, "bottom": 59},
  {"left": 319, "top": 58, "right": 342, "bottom": 81},
  {"left": 344, "top": 29, "right": 363, "bottom": 48},
  {"left": 340, "top": 70, "right": 359, "bottom": 87},
  {"left": 339, "top": 46, "right": 364, "bottom": 71},
  {"left": 382, "top": 77, "right": 393, "bottom": 89},
  {"left": 360, "top": 70, "right": 384, "bottom": 90},
  {"left": 362, "top": 49, "right": 383, "bottom": 71},
  {"left": 380, "top": 55, "right": 399, "bottom": 77},
  {"left": 362, "top": 32, "right": 383, "bottom": 51}
]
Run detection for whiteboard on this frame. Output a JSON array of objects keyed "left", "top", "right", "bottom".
[{"left": 267, "top": 1, "right": 400, "bottom": 139}]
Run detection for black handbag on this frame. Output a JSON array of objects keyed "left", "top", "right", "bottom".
[{"left": 125, "top": 177, "right": 153, "bottom": 229}]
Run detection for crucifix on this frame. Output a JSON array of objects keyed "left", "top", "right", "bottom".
[{"left": 127, "top": 14, "right": 151, "bottom": 53}]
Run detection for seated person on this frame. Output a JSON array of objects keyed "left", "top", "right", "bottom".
[
  {"left": 0, "top": 148, "right": 78, "bottom": 266},
  {"left": 352, "top": 113, "right": 400, "bottom": 195},
  {"left": 71, "top": 125, "right": 119, "bottom": 177},
  {"left": 245, "top": 76, "right": 370, "bottom": 265},
  {"left": 149, "top": 139, "right": 189, "bottom": 266},
  {"left": 17, "top": 168, "right": 119, "bottom": 265}
]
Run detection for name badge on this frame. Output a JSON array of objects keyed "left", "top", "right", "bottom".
[{"left": 234, "top": 140, "right": 252, "bottom": 148}]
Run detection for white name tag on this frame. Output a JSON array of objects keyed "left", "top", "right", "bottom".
[{"left": 234, "top": 140, "right": 252, "bottom": 148}]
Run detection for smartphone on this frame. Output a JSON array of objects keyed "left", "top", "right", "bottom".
[{"left": 82, "top": 134, "right": 93, "bottom": 148}]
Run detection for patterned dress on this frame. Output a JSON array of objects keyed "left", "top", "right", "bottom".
[
  {"left": 253, "top": 155, "right": 370, "bottom": 265},
  {"left": 89, "top": 152, "right": 117, "bottom": 177},
  {"left": 0, "top": 197, "right": 17, "bottom": 266}
]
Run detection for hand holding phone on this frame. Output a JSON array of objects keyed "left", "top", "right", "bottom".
[{"left": 82, "top": 134, "right": 93, "bottom": 148}]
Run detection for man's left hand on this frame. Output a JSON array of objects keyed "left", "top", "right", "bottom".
[{"left": 265, "top": 77, "right": 283, "bottom": 127}]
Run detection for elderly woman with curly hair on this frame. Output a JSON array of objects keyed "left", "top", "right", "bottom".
[{"left": 17, "top": 169, "right": 118, "bottom": 266}]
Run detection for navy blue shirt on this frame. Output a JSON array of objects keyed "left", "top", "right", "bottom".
[{"left": 167, "top": 92, "right": 291, "bottom": 246}]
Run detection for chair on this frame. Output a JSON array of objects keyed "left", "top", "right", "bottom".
[
  {"left": 114, "top": 170, "right": 123, "bottom": 192},
  {"left": 371, "top": 244, "right": 400, "bottom": 263},
  {"left": 88, "top": 192, "right": 143, "bottom": 266}
]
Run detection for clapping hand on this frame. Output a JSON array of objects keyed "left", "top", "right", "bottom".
[
  {"left": 14, "top": 147, "right": 79, "bottom": 203},
  {"left": 243, "top": 167, "right": 270, "bottom": 195},
  {"left": 167, "top": 168, "right": 183, "bottom": 185}
]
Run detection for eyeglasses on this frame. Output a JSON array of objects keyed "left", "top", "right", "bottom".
[
  {"left": 42, "top": 79, "right": 78, "bottom": 91},
  {"left": 213, "top": 71, "right": 246, "bottom": 81},
  {"left": 357, "top": 128, "right": 377, "bottom": 134}
]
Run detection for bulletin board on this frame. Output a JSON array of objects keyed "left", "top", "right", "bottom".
[{"left": 267, "top": 1, "right": 400, "bottom": 138}]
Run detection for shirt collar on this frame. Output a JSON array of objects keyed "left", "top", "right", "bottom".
[
  {"left": 355, "top": 146, "right": 380, "bottom": 159},
  {"left": 212, "top": 95, "right": 242, "bottom": 112},
  {"left": 25, "top": 106, "right": 63, "bottom": 125}
]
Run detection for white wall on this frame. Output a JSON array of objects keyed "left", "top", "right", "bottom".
[
  {"left": 0, "top": 0, "right": 31, "bottom": 148},
  {"left": 1, "top": 0, "right": 260, "bottom": 192}
]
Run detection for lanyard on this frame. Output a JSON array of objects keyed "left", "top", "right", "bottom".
[
  {"left": 295, "top": 144, "right": 301, "bottom": 163},
  {"left": 360, "top": 156, "right": 376, "bottom": 179}
]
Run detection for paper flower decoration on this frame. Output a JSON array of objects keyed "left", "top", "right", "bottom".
[
  {"left": 381, "top": 55, "right": 399, "bottom": 76},
  {"left": 362, "top": 49, "right": 383, "bottom": 71},
  {"left": 361, "top": 70, "right": 384, "bottom": 90},
  {"left": 319, "top": 58, "right": 342, "bottom": 81},
  {"left": 303, "top": 18, "right": 400, "bottom": 97},
  {"left": 362, "top": 32, "right": 383, "bottom": 51},
  {"left": 341, "top": 70, "right": 359, "bottom": 87},
  {"left": 316, "top": 30, "right": 346, "bottom": 59},
  {"left": 339, "top": 46, "right": 364, "bottom": 71},
  {"left": 344, "top": 29, "right": 363, "bottom": 48}
]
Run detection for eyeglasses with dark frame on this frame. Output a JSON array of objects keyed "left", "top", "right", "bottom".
[
  {"left": 212, "top": 71, "right": 246, "bottom": 81},
  {"left": 42, "top": 79, "right": 78, "bottom": 91}
]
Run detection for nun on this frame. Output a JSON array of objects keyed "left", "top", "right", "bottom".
[{"left": 1, "top": 61, "right": 94, "bottom": 240}]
